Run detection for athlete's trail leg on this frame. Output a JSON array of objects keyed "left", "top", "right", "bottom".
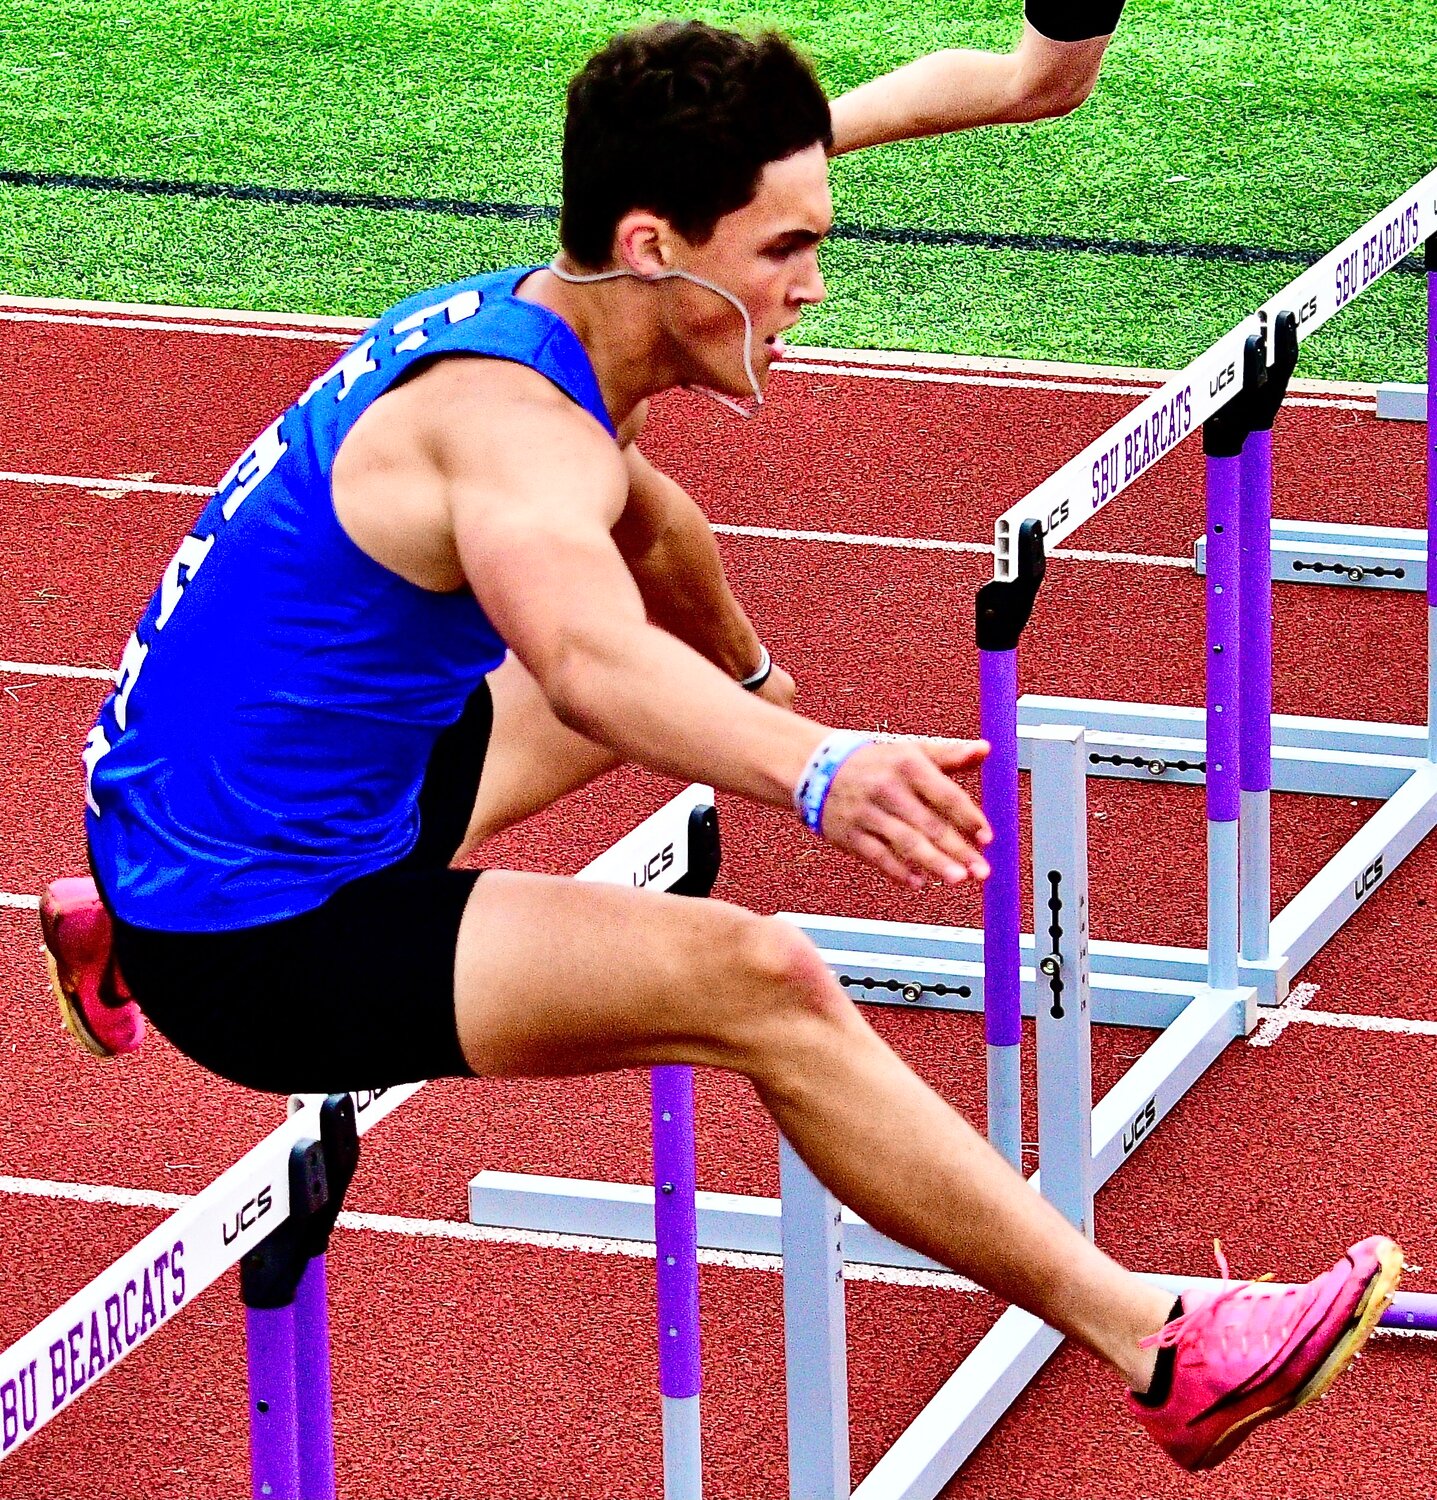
[{"left": 460, "top": 654, "right": 621, "bottom": 853}]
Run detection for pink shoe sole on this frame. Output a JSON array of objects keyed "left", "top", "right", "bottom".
[
  {"left": 39, "top": 878, "right": 145, "bottom": 1060},
  {"left": 1188, "top": 1238, "right": 1403, "bottom": 1470}
]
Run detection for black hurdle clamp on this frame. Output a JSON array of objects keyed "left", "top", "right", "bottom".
[
  {"left": 975, "top": 517, "right": 1047, "bottom": 653},
  {"left": 1202, "top": 312, "right": 1301, "bottom": 459},
  {"left": 668, "top": 804, "right": 722, "bottom": 901},
  {"left": 1249, "top": 309, "right": 1300, "bottom": 433},
  {"left": 240, "top": 1094, "right": 360, "bottom": 1311}
]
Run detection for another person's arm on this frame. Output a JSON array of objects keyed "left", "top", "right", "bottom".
[
  {"left": 829, "top": 3, "right": 1125, "bottom": 155},
  {"left": 613, "top": 432, "right": 794, "bottom": 705}
]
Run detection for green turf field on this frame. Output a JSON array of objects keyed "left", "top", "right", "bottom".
[{"left": 1, "top": 0, "right": 1432, "bottom": 377}]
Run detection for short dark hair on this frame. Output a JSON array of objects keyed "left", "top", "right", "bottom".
[{"left": 560, "top": 22, "right": 832, "bottom": 268}]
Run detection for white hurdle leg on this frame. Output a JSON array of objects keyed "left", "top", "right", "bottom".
[
  {"left": 1029, "top": 725, "right": 1094, "bottom": 1238},
  {"left": 780, "top": 1138, "right": 851, "bottom": 1500}
]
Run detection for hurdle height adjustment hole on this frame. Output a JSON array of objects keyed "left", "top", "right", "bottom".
[{"left": 257, "top": 1400, "right": 270, "bottom": 1414}]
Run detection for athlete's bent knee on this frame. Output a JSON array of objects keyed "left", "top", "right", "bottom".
[{"left": 737, "top": 914, "right": 844, "bottom": 1021}]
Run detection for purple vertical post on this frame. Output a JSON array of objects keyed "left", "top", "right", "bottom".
[
  {"left": 1205, "top": 448, "right": 1243, "bottom": 990},
  {"left": 975, "top": 519, "right": 1045, "bottom": 1173},
  {"left": 652, "top": 1063, "right": 702, "bottom": 1497},
  {"left": 247, "top": 1304, "right": 301, "bottom": 1500},
  {"left": 1238, "top": 426, "right": 1273, "bottom": 959},
  {"left": 980, "top": 646, "right": 1023, "bottom": 1170},
  {"left": 1426, "top": 236, "right": 1437, "bottom": 758},
  {"left": 293, "top": 1256, "right": 337, "bottom": 1500},
  {"left": 1238, "top": 428, "right": 1273, "bottom": 797}
]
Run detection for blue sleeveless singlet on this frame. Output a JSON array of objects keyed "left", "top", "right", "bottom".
[{"left": 85, "top": 268, "right": 615, "bottom": 933}]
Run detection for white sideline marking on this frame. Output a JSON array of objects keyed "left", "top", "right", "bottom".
[
  {"left": 783, "top": 359, "right": 1375, "bottom": 409},
  {"left": 1, "top": 1173, "right": 1432, "bottom": 1332},
  {"left": 713, "top": 521, "right": 1191, "bottom": 569},
  {"left": 0, "top": 660, "right": 112, "bottom": 680},
  {"left": 0, "top": 1173, "right": 977, "bottom": 1290},
  {"left": 0, "top": 470, "right": 208, "bottom": 496},
  {"left": 1294, "top": 1008, "right": 1437, "bottom": 1038},
  {"left": 0, "top": 310, "right": 353, "bottom": 344},
  {"left": 0, "top": 893, "right": 40, "bottom": 910},
  {"left": 0, "top": 293, "right": 372, "bottom": 331},
  {"left": 0, "top": 294, "right": 1379, "bottom": 401}
]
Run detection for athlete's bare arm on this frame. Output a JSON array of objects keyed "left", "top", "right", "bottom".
[
  {"left": 430, "top": 361, "right": 990, "bottom": 887},
  {"left": 829, "top": 21, "right": 1113, "bottom": 155}
]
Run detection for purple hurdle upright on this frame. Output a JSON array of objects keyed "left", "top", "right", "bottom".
[
  {"left": 976, "top": 520, "right": 1047, "bottom": 1170},
  {"left": 651, "top": 805, "right": 722, "bottom": 1499},
  {"left": 244, "top": 1136, "right": 335, "bottom": 1500},
  {"left": 652, "top": 1066, "right": 702, "bottom": 1498},
  {"left": 1428, "top": 235, "right": 1436, "bottom": 760},
  {"left": 244, "top": 1095, "right": 359, "bottom": 1500},
  {"left": 1238, "top": 313, "right": 1300, "bottom": 964},
  {"left": 1203, "top": 334, "right": 1268, "bottom": 992}
]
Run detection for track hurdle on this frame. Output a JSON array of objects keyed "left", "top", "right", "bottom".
[
  {"left": 0, "top": 785, "right": 717, "bottom": 1496},
  {"left": 468, "top": 166, "right": 1437, "bottom": 1499},
  {"left": 1195, "top": 236, "right": 1437, "bottom": 596}
]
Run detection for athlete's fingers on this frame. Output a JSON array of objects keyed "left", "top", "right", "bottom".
[
  {"left": 864, "top": 808, "right": 976, "bottom": 887},
  {"left": 919, "top": 737, "right": 990, "bottom": 773},
  {"left": 904, "top": 753, "right": 993, "bottom": 849},
  {"left": 869, "top": 779, "right": 988, "bottom": 878},
  {"left": 849, "top": 828, "right": 932, "bottom": 890}
]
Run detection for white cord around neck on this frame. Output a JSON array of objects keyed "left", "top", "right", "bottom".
[{"left": 547, "top": 257, "right": 763, "bottom": 418}]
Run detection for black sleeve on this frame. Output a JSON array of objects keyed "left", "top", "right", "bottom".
[{"left": 1024, "top": 0, "right": 1126, "bottom": 42}]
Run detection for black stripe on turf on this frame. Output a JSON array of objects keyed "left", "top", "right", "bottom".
[{"left": 0, "top": 168, "right": 1425, "bottom": 275}]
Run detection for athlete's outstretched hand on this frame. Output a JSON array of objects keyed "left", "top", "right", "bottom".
[{"left": 819, "top": 739, "right": 992, "bottom": 889}]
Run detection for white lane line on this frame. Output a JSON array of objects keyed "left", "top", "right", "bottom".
[
  {"left": 0, "top": 471, "right": 208, "bottom": 496},
  {"left": 0, "top": 311, "right": 353, "bottom": 344},
  {"left": 1293, "top": 1009, "right": 1437, "bottom": 1038},
  {"left": 0, "top": 661, "right": 112, "bottom": 681},
  {"left": 0, "top": 1172, "right": 976, "bottom": 1289},
  {"left": 0, "top": 470, "right": 1196, "bottom": 569},
  {"left": 779, "top": 359, "right": 1375, "bottom": 410},
  {"left": 713, "top": 521, "right": 1191, "bottom": 569},
  {"left": 0, "top": 296, "right": 1377, "bottom": 402},
  {"left": 0, "top": 293, "right": 372, "bottom": 331},
  {"left": 1, "top": 1173, "right": 1432, "bottom": 1328},
  {"left": 1249, "top": 981, "right": 1320, "bottom": 1047},
  {"left": 779, "top": 360, "right": 1165, "bottom": 399},
  {"left": 2, "top": 887, "right": 1434, "bottom": 1050}
]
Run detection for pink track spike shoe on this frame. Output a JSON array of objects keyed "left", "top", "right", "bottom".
[
  {"left": 39, "top": 877, "right": 145, "bottom": 1059},
  {"left": 1129, "top": 1235, "right": 1403, "bottom": 1471}
]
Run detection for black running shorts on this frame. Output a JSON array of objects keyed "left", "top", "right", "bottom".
[
  {"left": 103, "top": 681, "right": 494, "bottom": 1096},
  {"left": 1024, "top": 0, "right": 1126, "bottom": 42}
]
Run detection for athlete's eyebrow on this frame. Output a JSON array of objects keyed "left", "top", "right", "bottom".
[{"left": 766, "top": 227, "right": 827, "bottom": 253}]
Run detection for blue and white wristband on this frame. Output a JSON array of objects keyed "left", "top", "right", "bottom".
[{"left": 793, "top": 731, "right": 874, "bottom": 836}]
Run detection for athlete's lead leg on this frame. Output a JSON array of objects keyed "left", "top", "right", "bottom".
[{"left": 452, "top": 871, "right": 1173, "bottom": 1388}]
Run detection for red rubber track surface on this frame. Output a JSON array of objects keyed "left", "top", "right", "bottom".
[{"left": 1, "top": 311, "right": 1434, "bottom": 1498}]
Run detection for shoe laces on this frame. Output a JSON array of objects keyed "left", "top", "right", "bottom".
[{"left": 1141, "top": 1240, "right": 1311, "bottom": 1362}]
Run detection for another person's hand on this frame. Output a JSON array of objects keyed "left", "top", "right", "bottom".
[
  {"left": 818, "top": 739, "right": 992, "bottom": 889},
  {"left": 754, "top": 661, "right": 796, "bottom": 710}
]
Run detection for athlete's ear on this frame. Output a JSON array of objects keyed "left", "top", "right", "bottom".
[{"left": 614, "top": 211, "right": 673, "bottom": 280}]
